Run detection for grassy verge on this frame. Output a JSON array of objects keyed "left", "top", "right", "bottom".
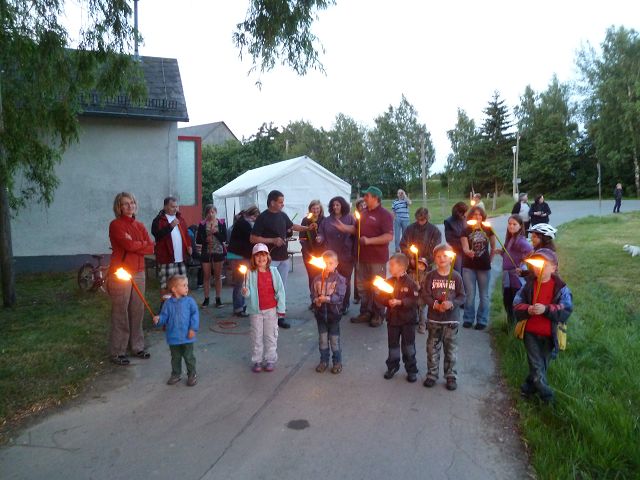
[
  {"left": 491, "top": 211, "right": 640, "bottom": 479},
  {"left": 0, "top": 272, "right": 159, "bottom": 440}
]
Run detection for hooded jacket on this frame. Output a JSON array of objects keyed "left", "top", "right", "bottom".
[{"left": 156, "top": 296, "right": 199, "bottom": 346}]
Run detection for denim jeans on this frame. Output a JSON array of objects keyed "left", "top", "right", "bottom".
[
  {"left": 462, "top": 267, "right": 491, "bottom": 326},
  {"left": 316, "top": 310, "right": 341, "bottom": 364},
  {"left": 393, "top": 217, "right": 410, "bottom": 251},
  {"left": 271, "top": 258, "right": 290, "bottom": 289},
  {"left": 356, "top": 262, "right": 387, "bottom": 319},
  {"left": 522, "top": 332, "right": 554, "bottom": 400}
]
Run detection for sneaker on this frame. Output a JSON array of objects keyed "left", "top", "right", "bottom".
[
  {"left": 252, "top": 363, "right": 263, "bottom": 373},
  {"left": 215, "top": 298, "right": 224, "bottom": 308},
  {"left": 417, "top": 323, "right": 426, "bottom": 334},
  {"left": 111, "top": 355, "right": 130, "bottom": 366},
  {"left": 167, "top": 374, "right": 181, "bottom": 385},
  {"left": 233, "top": 311, "right": 249, "bottom": 318},
  {"left": 350, "top": 313, "right": 371, "bottom": 324},
  {"left": 187, "top": 374, "right": 198, "bottom": 387},
  {"left": 423, "top": 377, "right": 436, "bottom": 388},
  {"left": 315, "top": 362, "right": 328, "bottom": 373},
  {"left": 264, "top": 362, "right": 275, "bottom": 372},
  {"left": 331, "top": 363, "right": 342, "bottom": 374},
  {"left": 462, "top": 322, "right": 473, "bottom": 328},
  {"left": 369, "top": 315, "right": 383, "bottom": 328},
  {"left": 384, "top": 366, "right": 400, "bottom": 379},
  {"left": 474, "top": 324, "right": 486, "bottom": 331},
  {"left": 201, "top": 297, "right": 210, "bottom": 307},
  {"left": 407, "top": 373, "right": 418, "bottom": 383},
  {"left": 446, "top": 378, "right": 457, "bottom": 391},
  {"left": 278, "top": 318, "right": 291, "bottom": 329}
]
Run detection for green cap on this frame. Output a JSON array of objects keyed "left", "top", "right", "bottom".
[{"left": 361, "top": 186, "right": 383, "bottom": 198}]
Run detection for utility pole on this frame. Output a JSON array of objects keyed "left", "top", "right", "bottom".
[
  {"left": 420, "top": 133, "right": 427, "bottom": 207},
  {"left": 597, "top": 161, "right": 602, "bottom": 215},
  {"left": 133, "top": 0, "right": 140, "bottom": 61}
]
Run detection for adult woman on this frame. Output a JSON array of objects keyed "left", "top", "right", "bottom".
[
  {"left": 227, "top": 205, "right": 260, "bottom": 317},
  {"left": 196, "top": 205, "right": 227, "bottom": 308},
  {"left": 613, "top": 183, "right": 623, "bottom": 213},
  {"left": 301, "top": 199, "right": 325, "bottom": 306},
  {"left": 460, "top": 206, "right": 496, "bottom": 330},
  {"left": 108, "top": 192, "right": 155, "bottom": 365},
  {"left": 316, "top": 196, "right": 356, "bottom": 314},
  {"left": 511, "top": 193, "right": 531, "bottom": 231},
  {"left": 391, "top": 189, "right": 412, "bottom": 252},
  {"left": 530, "top": 194, "right": 551, "bottom": 226},
  {"left": 444, "top": 202, "right": 468, "bottom": 273}
]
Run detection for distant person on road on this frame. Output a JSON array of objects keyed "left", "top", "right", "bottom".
[
  {"left": 399, "top": 207, "right": 442, "bottom": 272},
  {"left": 472, "top": 193, "right": 485, "bottom": 211},
  {"left": 392, "top": 189, "right": 412, "bottom": 252},
  {"left": 511, "top": 193, "right": 531, "bottom": 231},
  {"left": 530, "top": 194, "right": 551, "bottom": 226},
  {"left": 613, "top": 183, "right": 623, "bottom": 213},
  {"left": 444, "top": 202, "right": 468, "bottom": 273}
]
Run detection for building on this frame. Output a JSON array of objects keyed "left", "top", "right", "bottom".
[{"left": 178, "top": 122, "right": 238, "bottom": 147}]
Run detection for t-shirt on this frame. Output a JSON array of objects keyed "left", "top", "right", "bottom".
[
  {"left": 165, "top": 214, "right": 183, "bottom": 263},
  {"left": 251, "top": 210, "right": 293, "bottom": 261},
  {"left": 518, "top": 202, "right": 530, "bottom": 222},
  {"left": 359, "top": 205, "right": 394, "bottom": 264},
  {"left": 257, "top": 270, "right": 278, "bottom": 310},
  {"left": 525, "top": 278, "right": 555, "bottom": 337},
  {"left": 462, "top": 225, "right": 494, "bottom": 271},
  {"left": 391, "top": 199, "right": 410, "bottom": 220}
]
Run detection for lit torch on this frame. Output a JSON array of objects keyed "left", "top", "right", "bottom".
[
  {"left": 444, "top": 250, "right": 457, "bottom": 301},
  {"left": 114, "top": 268, "right": 155, "bottom": 317},
  {"left": 524, "top": 258, "right": 546, "bottom": 303},
  {"left": 409, "top": 244, "right": 419, "bottom": 282},
  {"left": 308, "top": 255, "right": 327, "bottom": 295},
  {"left": 482, "top": 220, "right": 517, "bottom": 268},
  {"left": 305, "top": 212, "right": 316, "bottom": 243},
  {"left": 238, "top": 264, "right": 248, "bottom": 287},
  {"left": 373, "top": 275, "right": 395, "bottom": 296},
  {"left": 354, "top": 210, "right": 361, "bottom": 264}
]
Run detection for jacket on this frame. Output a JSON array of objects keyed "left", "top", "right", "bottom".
[
  {"left": 312, "top": 270, "right": 347, "bottom": 317},
  {"left": 151, "top": 210, "right": 191, "bottom": 264},
  {"left": 399, "top": 222, "right": 442, "bottom": 266},
  {"left": 444, "top": 215, "right": 465, "bottom": 254},
  {"left": 513, "top": 273, "right": 572, "bottom": 357},
  {"left": 530, "top": 202, "right": 551, "bottom": 226},
  {"left": 227, "top": 217, "right": 254, "bottom": 259},
  {"left": 376, "top": 273, "right": 419, "bottom": 326},
  {"left": 421, "top": 269, "right": 465, "bottom": 324},
  {"left": 502, "top": 235, "right": 533, "bottom": 288},
  {"left": 108, "top": 215, "right": 155, "bottom": 274},
  {"left": 196, "top": 219, "right": 227, "bottom": 257},
  {"left": 156, "top": 296, "right": 199, "bottom": 345},
  {"left": 242, "top": 266, "right": 286, "bottom": 315}
]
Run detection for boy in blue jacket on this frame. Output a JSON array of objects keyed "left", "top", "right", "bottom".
[{"left": 153, "top": 275, "right": 200, "bottom": 386}]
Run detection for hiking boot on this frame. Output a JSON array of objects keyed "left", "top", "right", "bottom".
[
  {"left": 315, "top": 362, "right": 328, "bottom": 373},
  {"left": 369, "top": 315, "right": 383, "bottom": 328},
  {"left": 264, "top": 362, "right": 275, "bottom": 372},
  {"left": 167, "top": 374, "right": 181, "bottom": 385},
  {"left": 384, "top": 366, "right": 399, "bottom": 379},
  {"left": 417, "top": 323, "right": 426, "bottom": 334},
  {"left": 474, "top": 324, "right": 487, "bottom": 331},
  {"left": 446, "top": 378, "right": 458, "bottom": 391},
  {"left": 407, "top": 373, "right": 418, "bottom": 383},
  {"left": 187, "top": 374, "right": 198, "bottom": 387},
  {"left": 423, "top": 377, "right": 436, "bottom": 388},
  {"left": 331, "top": 363, "right": 343, "bottom": 374},
  {"left": 278, "top": 318, "right": 291, "bottom": 329},
  {"left": 350, "top": 312, "right": 371, "bottom": 324},
  {"left": 201, "top": 297, "right": 210, "bottom": 307}
]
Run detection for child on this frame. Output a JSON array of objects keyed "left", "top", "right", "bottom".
[
  {"left": 416, "top": 257, "right": 429, "bottom": 334},
  {"left": 153, "top": 275, "right": 199, "bottom": 386},
  {"left": 528, "top": 223, "right": 557, "bottom": 252},
  {"left": 376, "top": 253, "right": 420, "bottom": 383},
  {"left": 513, "top": 249, "right": 572, "bottom": 403},
  {"left": 312, "top": 250, "right": 347, "bottom": 374},
  {"left": 498, "top": 215, "right": 533, "bottom": 324},
  {"left": 421, "top": 244, "right": 466, "bottom": 390},
  {"left": 242, "top": 243, "right": 286, "bottom": 373}
]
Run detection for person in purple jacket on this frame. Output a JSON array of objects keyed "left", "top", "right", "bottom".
[{"left": 497, "top": 215, "right": 532, "bottom": 324}]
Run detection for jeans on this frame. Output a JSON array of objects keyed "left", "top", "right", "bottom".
[
  {"left": 169, "top": 343, "right": 196, "bottom": 376},
  {"left": 386, "top": 324, "right": 418, "bottom": 373},
  {"left": 393, "top": 217, "right": 410, "bottom": 251},
  {"left": 462, "top": 267, "right": 491, "bottom": 326},
  {"left": 614, "top": 199, "right": 622, "bottom": 213},
  {"left": 250, "top": 307, "right": 279, "bottom": 364},
  {"left": 426, "top": 323, "right": 458, "bottom": 380},
  {"left": 230, "top": 259, "right": 248, "bottom": 313},
  {"left": 522, "top": 332, "right": 554, "bottom": 400},
  {"left": 271, "top": 258, "right": 290, "bottom": 290},
  {"left": 316, "top": 310, "right": 342, "bottom": 364},
  {"left": 356, "top": 262, "right": 387, "bottom": 319}
]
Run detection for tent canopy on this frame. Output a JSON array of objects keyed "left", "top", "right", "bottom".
[{"left": 212, "top": 156, "right": 352, "bottom": 249}]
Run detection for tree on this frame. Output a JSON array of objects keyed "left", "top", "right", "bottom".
[
  {"left": 276, "top": 120, "right": 330, "bottom": 165},
  {"left": 446, "top": 108, "right": 479, "bottom": 191},
  {"left": 578, "top": 26, "right": 640, "bottom": 198},
  {"left": 328, "top": 113, "right": 366, "bottom": 193}
]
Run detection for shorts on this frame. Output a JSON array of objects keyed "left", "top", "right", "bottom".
[
  {"left": 158, "top": 262, "right": 187, "bottom": 289},
  {"left": 201, "top": 253, "right": 225, "bottom": 263}
]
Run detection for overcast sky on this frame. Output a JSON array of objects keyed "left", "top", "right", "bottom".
[{"left": 69, "top": 0, "right": 640, "bottom": 172}]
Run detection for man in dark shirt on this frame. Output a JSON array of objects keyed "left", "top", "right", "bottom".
[{"left": 250, "top": 190, "right": 314, "bottom": 328}]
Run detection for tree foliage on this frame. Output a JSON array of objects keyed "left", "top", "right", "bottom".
[{"left": 445, "top": 108, "right": 478, "bottom": 188}]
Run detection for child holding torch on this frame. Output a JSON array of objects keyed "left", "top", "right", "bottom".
[
  {"left": 513, "top": 249, "right": 572, "bottom": 404},
  {"left": 421, "top": 244, "right": 466, "bottom": 390}
]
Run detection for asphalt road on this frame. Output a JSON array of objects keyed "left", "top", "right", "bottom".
[{"left": 2, "top": 200, "right": 639, "bottom": 480}]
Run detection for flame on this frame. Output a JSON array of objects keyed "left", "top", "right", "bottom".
[
  {"left": 470, "top": 200, "right": 476, "bottom": 206},
  {"left": 373, "top": 275, "right": 394, "bottom": 294},
  {"left": 238, "top": 265, "right": 248, "bottom": 275},
  {"left": 354, "top": 210, "right": 361, "bottom": 220},
  {"left": 466, "top": 219, "right": 478, "bottom": 227},
  {"left": 409, "top": 245, "right": 419, "bottom": 255},
  {"left": 444, "top": 250, "right": 456, "bottom": 259},
  {"left": 525, "top": 258, "right": 545, "bottom": 269},
  {"left": 482, "top": 221, "right": 492, "bottom": 228},
  {"left": 308, "top": 255, "right": 326, "bottom": 270},
  {"left": 114, "top": 267, "right": 132, "bottom": 281}
]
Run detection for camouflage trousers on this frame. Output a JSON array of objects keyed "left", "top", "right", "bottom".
[{"left": 426, "top": 322, "right": 458, "bottom": 380}]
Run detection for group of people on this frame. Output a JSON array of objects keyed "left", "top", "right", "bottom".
[{"left": 106, "top": 187, "right": 572, "bottom": 402}]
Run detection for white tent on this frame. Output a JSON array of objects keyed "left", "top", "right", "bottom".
[{"left": 212, "top": 156, "right": 352, "bottom": 251}]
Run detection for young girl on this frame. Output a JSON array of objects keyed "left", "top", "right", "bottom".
[
  {"left": 528, "top": 223, "right": 557, "bottom": 251},
  {"left": 497, "top": 215, "right": 532, "bottom": 324},
  {"left": 242, "top": 243, "right": 286, "bottom": 373}
]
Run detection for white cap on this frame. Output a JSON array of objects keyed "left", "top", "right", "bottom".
[{"left": 252, "top": 243, "right": 269, "bottom": 255}]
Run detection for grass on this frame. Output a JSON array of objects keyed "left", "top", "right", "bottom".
[
  {"left": 491, "top": 211, "right": 640, "bottom": 479},
  {"left": 0, "top": 272, "right": 159, "bottom": 440}
]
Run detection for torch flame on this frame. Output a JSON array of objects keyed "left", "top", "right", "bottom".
[
  {"left": 444, "top": 250, "right": 456, "bottom": 259},
  {"left": 466, "top": 219, "right": 478, "bottom": 227},
  {"left": 525, "top": 258, "right": 545, "bottom": 269},
  {"left": 470, "top": 200, "right": 476, "bottom": 206},
  {"left": 238, "top": 265, "right": 248, "bottom": 275},
  {"left": 373, "top": 275, "right": 394, "bottom": 294},
  {"left": 482, "top": 221, "right": 492, "bottom": 228},
  {"left": 114, "top": 267, "right": 132, "bottom": 281},
  {"left": 308, "top": 255, "right": 326, "bottom": 270},
  {"left": 409, "top": 245, "right": 419, "bottom": 255},
  {"left": 354, "top": 211, "right": 361, "bottom": 220}
]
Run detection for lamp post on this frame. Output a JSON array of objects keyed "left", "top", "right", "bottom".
[{"left": 512, "top": 145, "right": 517, "bottom": 201}]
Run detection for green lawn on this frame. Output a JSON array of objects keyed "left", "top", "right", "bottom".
[
  {"left": 491, "top": 211, "right": 640, "bottom": 479},
  {"left": 0, "top": 272, "right": 159, "bottom": 440}
]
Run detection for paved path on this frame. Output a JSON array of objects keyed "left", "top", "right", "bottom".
[{"left": 2, "top": 200, "right": 639, "bottom": 480}]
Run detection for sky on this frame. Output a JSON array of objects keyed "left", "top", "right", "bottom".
[{"left": 68, "top": 0, "right": 640, "bottom": 172}]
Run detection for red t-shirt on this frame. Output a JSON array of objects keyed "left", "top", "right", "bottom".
[
  {"left": 257, "top": 270, "right": 277, "bottom": 310},
  {"left": 359, "top": 205, "right": 394, "bottom": 264},
  {"left": 525, "top": 278, "right": 555, "bottom": 337}
]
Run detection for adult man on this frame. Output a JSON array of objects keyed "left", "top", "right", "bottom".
[
  {"left": 348, "top": 186, "right": 393, "bottom": 328},
  {"left": 250, "top": 190, "right": 315, "bottom": 329},
  {"left": 151, "top": 196, "right": 192, "bottom": 298},
  {"left": 399, "top": 207, "right": 442, "bottom": 271},
  {"left": 391, "top": 189, "right": 412, "bottom": 252}
]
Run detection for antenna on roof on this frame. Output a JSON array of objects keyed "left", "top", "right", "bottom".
[{"left": 134, "top": 0, "right": 140, "bottom": 61}]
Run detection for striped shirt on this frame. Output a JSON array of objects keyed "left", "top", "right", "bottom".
[{"left": 392, "top": 199, "right": 410, "bottom": 220}]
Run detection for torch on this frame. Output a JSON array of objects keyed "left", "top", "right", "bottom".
[
  {"left": 238, "top": 264, "right": 248, "bottom": 288},
  {"left": 291, "top": 212, "right": 299, "bottom": 222},
  {"left": 373, "top": 275, "right": 395, "bottom": 300},
  {"left": 308, "top": 255, "right": 327, "bottom": 296},
  {"left": 444, "top": 250, "right": 457, "bottom": 301},
  {"left": 354, "top": 210, "right": 361, "bottom": 264},
  {"left": 409, "top": 244, "right": 419, "bottom": 282},
  {"left": 524, "top": 258, "right": 545, "bottom": 303},
  {"left": 114, "top": 268, "right": 155, "bottom": 317},
  {"left": 305, "top": 212, "right": 316, "bottom": 243},
  {"left": 482, "top": 221, "right": 517, "bottom": 268}
]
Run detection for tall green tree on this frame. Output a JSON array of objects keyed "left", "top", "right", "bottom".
[
  {"left": 445, "top": 108, "right": 479, "bottom": 191},
  {"left": 276, "top": 120, "right": 330, "bottom": 165},
  {"left": 578, "top": 26, "right": 640, "bottom": 198},
  {"left": 328, "top": 113, "right": 366, "bottom": 194}
]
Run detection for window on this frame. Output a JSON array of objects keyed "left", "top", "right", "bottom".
[{"left": 177, "top": 139, "right": 196, "bottom": 206}]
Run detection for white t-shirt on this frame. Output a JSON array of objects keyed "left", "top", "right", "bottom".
[
  {"left": 165, "top": 214, "right": 183, "bottom": 263},
  {"left": 519, "top": 202, "right": 530, "bottom": 222}
]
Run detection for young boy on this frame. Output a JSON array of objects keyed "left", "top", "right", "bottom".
[
  {"left": 153, "top": 275, "right": 199, "bottom": 386},
  {"left": 377, "top": 253, "right": 420, "bottom": 382},
  {"left": 416, "top": 257, "right": 429, "bottom": 334},
  {"left": 421, "top": 244, "right": 466, "bottom": 391},
  {"left": 513, "top": 248, "right": 572, "bottom": 403},
  {"left": 312, "top": 250, "right": 347, "bottom": 374}
]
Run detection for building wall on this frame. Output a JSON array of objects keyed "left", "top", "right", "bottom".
[{"left": 11, "top": 116, "right": 178, "bottom": 272}]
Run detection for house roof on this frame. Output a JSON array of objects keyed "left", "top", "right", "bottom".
[
  {"left": 178, "top": 122, "right": 239, "bottom": 144},
  {"left": 80, "top": 56, "right": 189, "bottom": 122}
]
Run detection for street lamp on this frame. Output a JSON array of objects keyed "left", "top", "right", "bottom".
[{"left": 512, "top": 145, "right": 517, "bottom": 201}]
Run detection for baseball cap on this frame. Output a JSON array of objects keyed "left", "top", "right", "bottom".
[
  {"left": 418, "top": 257, "right": 428, "bottom": 267},
  {"left": 252, "top": 243, "right": 269, "bottom": 255},
  {"left": 361, "top": 186, "right": 383, "bottom": 198},
  {"left": 530, "top": 248, "right": 558, "bottom": 266}
]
